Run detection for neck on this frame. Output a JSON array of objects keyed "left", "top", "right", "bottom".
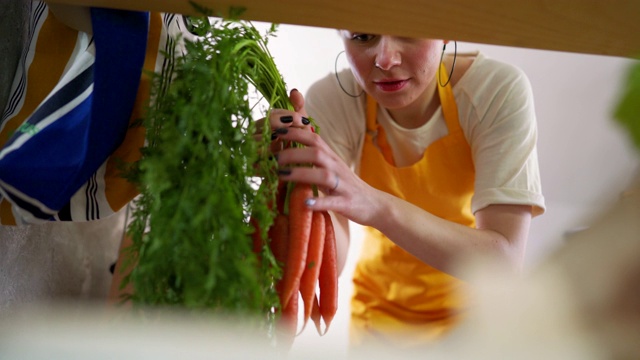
[{"left": 388, "top": 79, "right": 440, "bottom": 129}]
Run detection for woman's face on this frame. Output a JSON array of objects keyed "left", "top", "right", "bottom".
[{"left": 341, "top": 31, "right": 443, "bottom": 110}]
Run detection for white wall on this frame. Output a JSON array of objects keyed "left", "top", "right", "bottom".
[{"left": 252, "top": 22, "right": 640, "bottom": 357}]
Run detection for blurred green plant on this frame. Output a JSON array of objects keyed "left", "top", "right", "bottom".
[{"left": 614, "top": 59, "right": 640, "bottom": 151}]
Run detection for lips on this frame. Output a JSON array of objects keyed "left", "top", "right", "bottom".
[{"left": 374, "top": 79, "right": 408, "bottom": 92}]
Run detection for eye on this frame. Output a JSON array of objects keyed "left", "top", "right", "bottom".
[{"left": 350, "top": 33, "right": 376, "bottom": 42}]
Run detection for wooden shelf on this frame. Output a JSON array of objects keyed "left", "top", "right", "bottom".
[{"left": 47, "top": 0, "right": 640, "bottom": 58}]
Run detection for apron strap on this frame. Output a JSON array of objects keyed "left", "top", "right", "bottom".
[{"left": 436, "top": 62, "right": 462, "bottom": 136}]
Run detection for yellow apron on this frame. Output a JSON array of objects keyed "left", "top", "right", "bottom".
[{"left": 351, "top": 64, "right": 476, "bottom": 347}]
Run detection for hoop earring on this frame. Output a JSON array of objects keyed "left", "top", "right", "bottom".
[
  {"left": 438, "top": 41, "right": 457, "bottom": 87},
  {"left": 335, "top": 51, "right": 364, "bottom": 98}
]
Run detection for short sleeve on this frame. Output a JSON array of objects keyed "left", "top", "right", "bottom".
[{"left": 456, "top": 57, "right": 545, "bottom": 216}]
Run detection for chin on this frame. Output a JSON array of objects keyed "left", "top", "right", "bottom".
[{"left": 371, "top": 93, "right": 413, "bottom": 110}]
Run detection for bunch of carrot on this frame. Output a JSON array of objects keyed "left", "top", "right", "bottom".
[
  {"left": 254, "top": 176, "right": 338, "bottom": 349},
  {"left": 126, "top": 2, "right": 337, "bottom": 345}
]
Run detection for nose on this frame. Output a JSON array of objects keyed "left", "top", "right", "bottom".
[{"left": 374, "top": 36, "right": 401, "bottom": 71}]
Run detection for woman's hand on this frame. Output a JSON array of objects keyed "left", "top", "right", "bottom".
[
  {"left": 258, "top": 89, "right": 359, "bottom": 272},
  {"left": 271, "top": 91, "right": 383, "bottom": 227},
  {"left": 254, "top": 89, "right": 313, "bottom": 154}
]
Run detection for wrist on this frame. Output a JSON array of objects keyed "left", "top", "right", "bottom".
[{"left": 363, "top": 188, "right": 396, "bottom": 231}]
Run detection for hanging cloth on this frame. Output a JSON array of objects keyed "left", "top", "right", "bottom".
[{"left": 0, "top": 7, "right": 149, "bottom": 224}]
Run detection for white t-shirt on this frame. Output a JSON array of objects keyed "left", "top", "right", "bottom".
[{"left": 305, "top": 52, "right": 545, "bottom": 216}]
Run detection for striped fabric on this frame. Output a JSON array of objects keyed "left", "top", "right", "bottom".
[{"left": 0, "top": 3, "right": 190, "bottom": 225}]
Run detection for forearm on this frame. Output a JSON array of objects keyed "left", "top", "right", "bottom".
[{"left": 370, "top": 190, "right": 530, "bottom": 280}]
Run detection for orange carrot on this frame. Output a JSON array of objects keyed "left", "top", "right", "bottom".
[
  {"left": 275, "top": 179, "right": 287, "bottom": 214},
  {"left": 252, "top": 180, "right": 285, "bottom": 256},
  {"left": 318, "top": 211, "right": 338, "bottom": 334},
  {"left": 277, "top": 291, "right": 298, "bottom": 350},
  {"left": 268, "top": 214, "right": 297, "bottom": 349},
  {"left": 269, "top": 213, "right": 290, "bottom": 307},
  {"left": 310, "top": 293, "right": 322, "bottom": 335},
  {"left": 298, "top": 211, "right": 325, "bottom": 330},
  {"left": 269, "top": 214, "right": 290, "bottom": 265},
  {"left": 280, "top": 182, "right": 313, "bottom": 308}
]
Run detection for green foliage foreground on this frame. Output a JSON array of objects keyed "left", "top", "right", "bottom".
[{"left": 123, "top": 12, "right": 292, "bottom": 335}]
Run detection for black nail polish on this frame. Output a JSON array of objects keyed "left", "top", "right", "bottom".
[
  {"left": 280, "top": 115, "right": 294, "bottom": 123},
  {"left": 275, "top": 127, "right": 288, "bottom": 134},
  {"left": 271, "top": 131, "right": 278, "bottom": 140},
  {"left": 301, "top": 117, "right": 311, "bottom": 125},
  {"left": 278, "top": 168, "right": 292, "bottom": 175}
]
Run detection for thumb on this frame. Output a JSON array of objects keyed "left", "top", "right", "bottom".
[{"left": 290, "top": 88, "right": 306, "bottom": 115}]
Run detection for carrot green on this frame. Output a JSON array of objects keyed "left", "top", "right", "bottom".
[{"left": 122, "top": 7, "right": 300, "bottom": 332}]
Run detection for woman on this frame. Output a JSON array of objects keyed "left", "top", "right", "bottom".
[{"left": 267, "top": 32, "right": 545, "bottom": 347}]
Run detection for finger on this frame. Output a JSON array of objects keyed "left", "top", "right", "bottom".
[
  {"left": 270, "top": 126, "right": 330, "bottom": 152},
  {"left": 268, "top": 108, "right": 294, "bottom": 128},
  {"left": 301, "top": 195, "right": 343, "bottom": 213},
  {"left": 289, "top": 89, "right": 313, "bottom": 131},
  {"left": 290, "top": 89, "right": 307, "bottom": 116},
  {"left": 269, "top": 110, "right": 311, "bottom": 130},
  {"left": 277, "top": 146, "right": 331, "bottom": 169},
  {"left": 269, "top": 139, "right": 284, "bottom": 154},
  {"left": 277, "top": 166, "right": 339, "bottom": 195}
]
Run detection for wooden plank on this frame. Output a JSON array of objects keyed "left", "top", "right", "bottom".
[{"left": 47, "top": 0, "right": 640, "bottom": 58}]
